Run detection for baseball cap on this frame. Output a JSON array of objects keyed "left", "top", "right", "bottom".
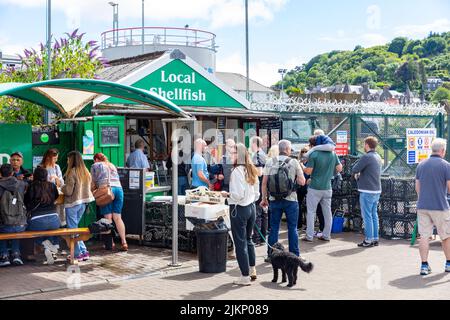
[{"left": 10, "top": 151, "right": 23, "bottom": 158}]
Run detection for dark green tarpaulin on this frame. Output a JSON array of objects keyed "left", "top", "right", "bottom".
[{"left": 0, "top": 78, "right": 191, "bottom": 118}]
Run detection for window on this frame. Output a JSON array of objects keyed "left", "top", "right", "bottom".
[{"left": 282, "top": 119, "right": 312, "bottom": 143}]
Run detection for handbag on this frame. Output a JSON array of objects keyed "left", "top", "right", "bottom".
[
  {"left": 93, "top": 164, "right": 115, "bottom": 207},
  {"left": 55, "top": 189, "right": 65, "bottom": 205}
]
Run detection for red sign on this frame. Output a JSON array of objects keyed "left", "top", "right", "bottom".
[{"left": 335, "top": 143, "right": 349, "bottom": 156}]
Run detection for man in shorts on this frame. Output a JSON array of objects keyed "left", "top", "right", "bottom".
[{"left": 415, "top": 138, "right": 450, "bottom": 275}]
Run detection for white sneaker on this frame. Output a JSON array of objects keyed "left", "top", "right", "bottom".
[
  {"left": 233, "top": 276, "right": 251, "bottom": 286},
  {"left": 44, "top": 248, "right": 55, "bottom": 265},
  {"left": 42, "top": 240, "right": 58, "bottom": 254},
  {"left": 315, "top": 231, "right": 323, "bottom": 238},
  {"left": 250, "top": 267, "right": 257, "bottom": 281}
]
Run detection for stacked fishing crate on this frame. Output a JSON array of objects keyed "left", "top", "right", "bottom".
[
  {"left": 378, "top": 177, "right": 417, "bottom": 239},
  {"left": 331, "top": 156, "right": 362, "bottom": 232},
  {"left": 143, "top": 201, "right": 197, "bottom": 253}
]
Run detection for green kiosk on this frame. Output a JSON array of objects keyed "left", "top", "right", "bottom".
[{"left": 0, "top": 79, "right": 192, "bottom": 230}]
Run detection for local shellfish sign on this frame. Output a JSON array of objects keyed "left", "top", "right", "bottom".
[{"left": 150, "top": 70, "right": 206, "bottom": 102}]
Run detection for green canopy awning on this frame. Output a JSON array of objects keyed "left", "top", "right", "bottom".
[{"left": 0, "top": 78, "right": 192, "bottom": 118}]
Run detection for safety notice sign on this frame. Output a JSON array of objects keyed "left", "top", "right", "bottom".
[{"left": 406, "top": 128, "right": 436, "bottom": 164}]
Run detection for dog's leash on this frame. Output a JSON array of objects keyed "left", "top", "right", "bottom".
[{"left": 254, "top": 224, "right": 274, "bottom": 250}]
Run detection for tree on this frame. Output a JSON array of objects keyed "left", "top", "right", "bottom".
[
  {"left": 388, "top": 37, "right": 408, "bottom": 56},
  {"left": 0, "top": 29, "right": 107, "bottom": 125},
  {"left": 432, "top": 87, "right": 450, "bottom": 104},
  {"left": 423, "top": 37, "right": 446, "bottom": 56},
  {"left": 395, "top": 61, "right": 418, "bottom": 84}
]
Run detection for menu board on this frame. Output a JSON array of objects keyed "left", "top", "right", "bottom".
[{"left": 100, "top": 125, "right": 120, "bottom": 146}]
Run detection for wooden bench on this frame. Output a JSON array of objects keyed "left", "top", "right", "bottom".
[{"left": 0, "top": 228, "right": 91, "bottom": 265}]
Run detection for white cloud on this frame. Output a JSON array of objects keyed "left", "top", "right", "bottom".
[
  {"left": 394, "top": 18, "right": 450, "bottom": 38},
  {"left": 217, "top": 52, "right": 305, "bottom": 87},
  {"left": 319, "top": 31, "right": 387, "bottom": 48},
  {"left": 0, "top": 0, "right": 288, "bottom": 30}
]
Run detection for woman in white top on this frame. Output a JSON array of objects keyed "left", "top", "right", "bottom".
[{"left": 223, "top": 143, "right": 260, "bottom": 286}]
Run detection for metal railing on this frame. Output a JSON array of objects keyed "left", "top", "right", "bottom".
[
  {"left": 250, "top": 97, "right": 445, "bottom": 116},
  {"left": 101, "top": 26, "right": 217, "bottom": 51}
]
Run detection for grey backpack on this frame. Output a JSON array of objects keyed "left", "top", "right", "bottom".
[
  {"left": 0, "top": 188, "right": 27, "bottom": 226},
  {"left": 268, "top": 158, "right": 294, "bottom": 201}
]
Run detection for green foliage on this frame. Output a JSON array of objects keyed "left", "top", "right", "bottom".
[
  {"left": 432, "top": 87, "right": 450, "bottom": 104},
  {"left": 0, "top": 29, "right": 106, "bottom": 125},
  {"left": 279, "top": 32, "right": 450, "bottom": 99},
  {"left": 388, "top": 37, "right": 408, "bottom": 56}
]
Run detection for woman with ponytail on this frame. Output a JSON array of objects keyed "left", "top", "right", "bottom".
[
  {"left": 90, "top": 153, "right": 127, "bottom": 251},
  {"left": 223, "top": 143, "right": 260, "bottom": 286}
]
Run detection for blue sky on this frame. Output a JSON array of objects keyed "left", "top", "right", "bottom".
[{"left": 0, "top": 0, "right": 449, "bottom": 86}]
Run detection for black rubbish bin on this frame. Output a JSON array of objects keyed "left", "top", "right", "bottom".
[{"left": 196, "top": 228, "right": 228, "bottom": 273}]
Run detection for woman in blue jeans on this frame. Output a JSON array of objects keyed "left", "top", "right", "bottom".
[
  {"left": 223, "top": 143, "right": 260, "bottom": 286},
  {"left": 24, "top": 166, "right": 61, "bottom": 264},
  {"left": 63, "top": 151, "right": 95, "bottom": 262},
  {"left": 91, "top": 153, "right": 127, "bottom": 251}
]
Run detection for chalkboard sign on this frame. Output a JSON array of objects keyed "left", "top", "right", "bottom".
[{"left": 100, "top": 125, "right": 120, "bottom": 147}]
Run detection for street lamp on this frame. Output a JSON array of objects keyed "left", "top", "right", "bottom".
[
  {"left": 278, "top": 68, "right": 287, "bottom": 100},
  {"left": 108, "top": 2, "right": 119, "bottom": 46},
  {"left": 44, "top": 0, "right": 51, "bottom": 124},
  {"left": 245, "top": 0, "right": 250, "bottom": 101},
  {"left": 141, "top": 0, "right": 145, "bottom": 54}
]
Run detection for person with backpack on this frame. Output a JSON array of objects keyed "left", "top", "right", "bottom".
[
  {"left": 302, "top": 136, "right": 343, "bottom": 242},
  {"left": 260, "top": 140, "right": 306, "bottom": 258},
  {"left": 63, "top": 151, "right": 95, "bottom": 262},
  {"left": 25, "top": 166, "right": 61, "bottom": 265},
  {"left": 0, "top": 164, "right": 28, "bottom": 267}
]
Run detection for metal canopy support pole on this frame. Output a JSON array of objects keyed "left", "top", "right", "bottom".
[
  {"left": 170, "top": 121, "right": 179, "bottom": 267},
  {"left": 162, "top": 117, "right": 196, "bottom": 268}
]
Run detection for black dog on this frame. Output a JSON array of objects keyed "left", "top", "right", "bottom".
[{"left": 269, "top": 242, "right": 313, "bottom": 287}]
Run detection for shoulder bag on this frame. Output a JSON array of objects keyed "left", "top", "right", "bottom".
[{"left": 92, "top": 164, "right": 115, "bottom": 207}]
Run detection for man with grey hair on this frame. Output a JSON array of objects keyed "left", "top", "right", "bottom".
[
  {"left": 126, "top": 139, "right": 150, "bottom": 169},
  {"left": 415, "top": 138, "right": 450, "bottom": 275},
  {"left": 261, "top": 139, "right": 305, "bottom": 258}
]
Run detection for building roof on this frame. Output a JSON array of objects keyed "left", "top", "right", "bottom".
[{"left": 215, "top": 72, "right": 274, "bottom": 93}]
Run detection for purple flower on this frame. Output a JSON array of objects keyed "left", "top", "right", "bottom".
[
  {"left": 53, "top": 39, "right": 60, "bottom": 50},
  {"left": 35, "top": 57, "right": 43, "bottom": 66},
  {"left": 40, "top": 43, "right": 45, "bottom": 52},
  {"left": 72, "top": 73, "right": 81, "bottom": 78},
  {"left": 87, "top": 40, "right": 97, "bottom": 47},
  {"left": 77, "top": 32, "right": 86, "bottom": 41},
  {"left": 93, "top": 74, "right": 101, "bottom": 79},
  {"left": 37, "top": 72, "right": 43, "bottom": 80},
  {"left": 24, "top": 49, "right": 31, "bottom": 58},
  {"left": 88, "top": 49, "right": 97, "bottom": 59},
  {"left": 70, "top": 28, "right": 79, "bottom": 38}
]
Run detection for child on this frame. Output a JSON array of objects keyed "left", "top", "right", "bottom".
[{"left": 304, "top": 129, "right": 336, "bottom": 158}]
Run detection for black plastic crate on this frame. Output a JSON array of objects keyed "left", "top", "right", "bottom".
[
  {"left": 379, "top": 200, "right": 417, "bottom": 215},
  {"left": 143, "top": 225, "right": 170, "bottom": 248},
  {"left": 381, "top": 178, "right": 417, "bottom": 201},
  {"left": 145, "top": 202, "right": 187, "bottom": 229},
  {"left": 380, "top": 214, "right": 416, "bottom": 240}
]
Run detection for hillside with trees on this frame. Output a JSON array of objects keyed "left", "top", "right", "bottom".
[{"left": 278, "top": 32, "right": 450, "bottom": 103}]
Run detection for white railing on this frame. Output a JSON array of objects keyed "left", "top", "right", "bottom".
[{"left": 249, "top": 97, "right": 445, "bottom": 116}]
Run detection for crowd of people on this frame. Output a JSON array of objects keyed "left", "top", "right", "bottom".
[
  {"left": 1, "top": 133, "right": 449, "bottom": 280},
  {"left": 0, "top": 150, "right": 125, "bottom": 267}
]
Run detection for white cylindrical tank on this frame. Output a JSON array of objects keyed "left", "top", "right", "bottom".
[{"left": 101, "top": 26, "right": 217, "bottom": 73}]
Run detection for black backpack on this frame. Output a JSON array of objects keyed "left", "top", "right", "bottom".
[
  {"left": 268, "top": 158, "right": 294, "bottom": 201},
  {"left": 0, "top": 188, "right": 27, "bottom": 226}
]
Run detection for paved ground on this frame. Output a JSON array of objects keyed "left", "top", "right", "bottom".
[{"left": 1, "top": 225, "right": 449, "bottom": 300}]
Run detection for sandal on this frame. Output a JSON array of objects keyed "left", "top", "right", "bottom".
[{"left": 120, "top": 243, "right": 128, "bottom": 252}]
